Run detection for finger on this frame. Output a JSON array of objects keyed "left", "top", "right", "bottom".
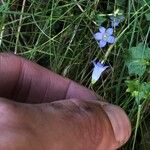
[
  {"left": 0, "top": 97, "right": 131, "bottom": 150},
  {"left": 0, "top": 53, "right": 99, "bottom": 103},
  {"left": 37, "top": 99, "right": 131, "bottom": 150}
]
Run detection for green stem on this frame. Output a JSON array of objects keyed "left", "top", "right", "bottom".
[
  {"left": 132, "top": 105, "right": 142, "bottom": 150},
  {"left": 15, "top": 0, "right": 26, "bottom": 54},
  {"left": 101, "top": 45, "right": 114, "bottom": 64},
  {"left": 0, "top": 25, "right": 5, "bottom": 46}
]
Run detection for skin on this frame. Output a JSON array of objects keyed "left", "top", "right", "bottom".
[{"left": 0, "top": 53, "right": 131, "bottom": 150}]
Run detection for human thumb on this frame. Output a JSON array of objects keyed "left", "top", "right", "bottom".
[{"left": 39, "top": 99, "right": 131, "bottom": 150}]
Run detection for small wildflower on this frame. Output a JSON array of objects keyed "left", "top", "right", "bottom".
[
  {"left": 110, "top": 15, "right": 125, "bottom": 27},
  {"left": 91, "top": 61, "right": 108, "bottom": 84},
  {"left": 94, "top": 27, "right": 115, "bottom": 48}
]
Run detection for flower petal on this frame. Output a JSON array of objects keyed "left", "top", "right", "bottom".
[
  {"left": 91, "top": 62, "right": 108, "bottom": 84},
  {"left": 110, "top": 16, "right": 114, "bottom": 20},
  {"left": 111, "top": 21, "right": 119, "bottom": 27},
  {"left": 107, "top": 36, "right": 115, "bottom": 44},
  {"left": 106, "top": 28, "right": 113, "bottom": 35},
  {"left": 118, "top": 16, "right": 125, "bottom": 22},
  {"left": 110, "top": 15, "right": 125, "bottom": 27},
  {"left": 94, "top": 32, "right": 103, "bottom": 41},
  {"left": 99, "top": 40, "right": 107, "bottom": 48},
  {"left": 96, "top": 62, "right": 104, "bottom": 67},
  {"left": 99, "top": 26, "right": 106, "bottom": 33}
]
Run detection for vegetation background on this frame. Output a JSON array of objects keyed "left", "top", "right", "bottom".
[{"left": 0, "top": 0, "right": 150, "bottom": 149}]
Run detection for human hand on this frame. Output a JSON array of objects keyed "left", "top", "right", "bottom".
[{"left": 0, "top": 53, "right": 131, "bottom": 150}]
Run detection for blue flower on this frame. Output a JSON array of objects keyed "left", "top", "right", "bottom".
[
  {"left": 110, "top": 15, "right": 125, "bottom": 27},
  {"left": 94, "top": 27, "right": 115, "bottom": 48},
  {"left": 91, "top": 61, "right": 108, "bottom": 84}
]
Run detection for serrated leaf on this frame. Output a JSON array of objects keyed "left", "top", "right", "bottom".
[
  {"left": 126, "top": 80, "right": 150, "bottom": 104},
  {"left": 125, "top": 43, "right": 150, "bottom": 77},
  {"left": 127, "top": 62, "right": 146, "bottom": 77}
]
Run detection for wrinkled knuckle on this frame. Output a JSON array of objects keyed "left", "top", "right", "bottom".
[
  {"left": 70, "top": 99, "right": 102, "bottom": 115},
  {"left": 70, "top": 100, "right": 103, "bottom": 148},
  {"left": 50, "top": 99, "right": 103, "bottom": 149}
]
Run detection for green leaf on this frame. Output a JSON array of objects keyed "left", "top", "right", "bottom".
[
  {"left": 126, "top": 80, "right": 150, "bottom": 104},
  {"left": 125, "top": 43, "right": 150, "bottom": 77}
]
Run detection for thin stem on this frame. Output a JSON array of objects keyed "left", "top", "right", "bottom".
[
  {"left": 0, "top": 25, "right": 5, "bottom": 46},
  {"left": 0, "top": 0, "right": 5, "bottom": 46},
  {"left": 14, "top": 0, "right": 26, "bottom": 54},
  {"left": 1, "top": 0, "right": 4, "bottom": 4},
  {"left": 74, "top": 0, "right": 97, "bottom": 25},
  {"left": 132, "top": 105, "right": 142, "bottom": 150},
  {"left": 101, "top": 45, "right": 114, "bottom": 64}
]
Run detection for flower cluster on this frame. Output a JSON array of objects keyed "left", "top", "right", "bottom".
[
  {"left": 91, "top": 15, "right": 124, "bottom": 84},
  {"left": 94, "top": 15, "right": 124, "bottom": 49}
]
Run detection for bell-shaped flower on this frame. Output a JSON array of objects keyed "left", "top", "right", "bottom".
[{"left": 91, "top": 61, "right": 108, "bottom": 84}]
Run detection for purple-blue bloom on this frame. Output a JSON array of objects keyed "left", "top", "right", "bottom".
[
  {"left": 94, "top": 27, "right": 115, "bottom": 48},
  {"left": 110, "top": 15, "right": 125, "bottom": 27},
  {"left": 91, "top": 61, "right": 108, "bottom": 84}
]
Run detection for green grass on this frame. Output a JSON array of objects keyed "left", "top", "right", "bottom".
[{"left": 0, "top": 0, "right": 150, "bottom": 149}]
